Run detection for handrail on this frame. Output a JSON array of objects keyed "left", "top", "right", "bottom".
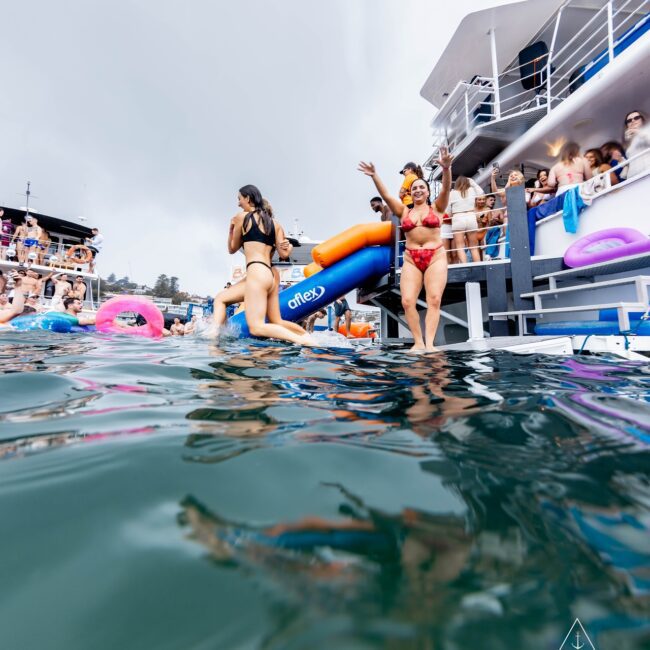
[{"left": 426, "top": 0, "right": 650, "bottom": 169}]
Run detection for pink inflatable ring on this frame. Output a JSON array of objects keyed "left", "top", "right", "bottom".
[
  {"left": 563, "top": 228, "right": 650, "bottom": 268},
  {"left": 96, "top": 296, "right": 165, "bottom": 338}
]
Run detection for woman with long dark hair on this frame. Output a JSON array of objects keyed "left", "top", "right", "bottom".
[
  {"left": 216, "top": 185, "right": 313, "bottom": 345},
  {"left": 358, "top": 147, "right": 453, "bottom": 352}
]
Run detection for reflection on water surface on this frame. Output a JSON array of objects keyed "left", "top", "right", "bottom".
[{"left": 0, "top": 332, "right": 649, "bottom": 649}]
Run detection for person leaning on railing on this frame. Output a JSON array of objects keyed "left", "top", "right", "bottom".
[
  {"left": 600, "top": 141, "right": 626, "bottom": 184},
  {"left": 547, "top": 141, "right": 592, "bottom": 195},
  {"left": 623, "top": 110, "right": 650, "bottom": 180},
  {"left": 448, "top": 176, "right": 484, "bottom": 264}
]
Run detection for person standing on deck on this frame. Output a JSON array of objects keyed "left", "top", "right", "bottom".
[
  {"left": 398, "top": 162, "right": 424, "bottom": 209},
  {"left": 358, "top": 147, "right": 453, "bottom": 353}
]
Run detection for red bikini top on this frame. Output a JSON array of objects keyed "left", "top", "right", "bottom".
[{"left": 401, "top": 206, "right": 444, "bottom": 231}]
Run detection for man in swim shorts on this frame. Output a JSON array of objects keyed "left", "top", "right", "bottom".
[
  {"left": 333, "top": 297, "right": 352, "bottom": 337},
  {"left": 12, "top": 215, "right": 43, "bottom": 263},
  {"left": 370, "top": 196, "right": 393, "bottom": 222}
]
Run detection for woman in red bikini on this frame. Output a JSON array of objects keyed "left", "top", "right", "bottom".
[{"left": 358, "top": 147, "right": 453, "bottom": 352}]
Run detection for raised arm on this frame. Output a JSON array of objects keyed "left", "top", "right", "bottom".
[
  {"left": 433, "top": 146, "right": 454, "bottom": 214},
  {"left": 490, "top": 167, "right": 500, "bottom": 194},
  {"left": 358, "top": 162, "right": 406, "bottom": 218},
  {"left": 469, "top": 177, "right": 484, "bottom": 196},
  {"left": 228, "top": 213, "right": 244, "bottom": 254}
]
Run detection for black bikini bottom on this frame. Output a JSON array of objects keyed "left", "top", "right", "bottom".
[{"left": 246, "top": 260, "right": 273, "bottom": 273}]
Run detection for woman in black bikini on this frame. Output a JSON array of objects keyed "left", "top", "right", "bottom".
[
  {"left": 220, "top": 185, "right": 313, "bottom": 345},
  {"left": 358, "top": 147, "right": 453, "bottom": 352}
]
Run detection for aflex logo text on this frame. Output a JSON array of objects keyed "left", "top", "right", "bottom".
[{"left": 288, "top": 286, "right": 325, "bottom": 310}]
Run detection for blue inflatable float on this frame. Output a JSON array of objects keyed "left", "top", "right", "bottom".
[
  {"left": 229, "top": 246, "right": 392, "bottom": 338},
  {"left": 11, "top": 312, "right": 95, "bottom": 333}
]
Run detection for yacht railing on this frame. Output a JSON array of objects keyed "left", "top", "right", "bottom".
[
  {"left": 407, "top": 145, "right": 650, "bottom": 270},
  {"left": 0, "top": 237, "right": 98, "bottom": 273},
  {"left": 426, "top": 0, "right": 648, "bottom": 167}
]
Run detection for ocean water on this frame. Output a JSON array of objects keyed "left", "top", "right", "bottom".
[{"left": 0, "top": 332, "right": 649, "bottom": 650}]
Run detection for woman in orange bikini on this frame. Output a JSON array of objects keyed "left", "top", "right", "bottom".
[{"left": 358, "top": 147, "right": 453, "bottom": 352}]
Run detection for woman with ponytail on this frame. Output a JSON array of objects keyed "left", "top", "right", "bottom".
[
  {"left": 399, "top": 162, "right": 425, "bottom": 208},
  {"left": 215, "top": 185, "right": 313, "bottom": 345}
]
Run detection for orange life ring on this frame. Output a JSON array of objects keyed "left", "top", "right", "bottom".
[{"left": 66, "top": 245, "right": 93, "bottom": 264}]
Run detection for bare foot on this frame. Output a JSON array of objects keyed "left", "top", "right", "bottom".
[
  {"left": 407, "top": 344, "right": 426, "bottom": 354},
  {"left": 424, "top": 346, "right": 440, "bottom": 353},
  {"left": 297, "top": 334, "right": 318, "bottom": 347}
]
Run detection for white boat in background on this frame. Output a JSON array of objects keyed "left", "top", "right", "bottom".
[{"left": 359, "top": 0, "right": 650, "bottom": 358}]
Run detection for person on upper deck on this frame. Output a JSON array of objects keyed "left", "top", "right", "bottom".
[
  {"left": 600, "top": 141, "right": 626, "bottom": 184},
  {"left": 623, "top": 110, "right": 650, "bottom": 180},
  {"left": 490, "top": 168, "right": 525, "bottom": 206},
  {"left": 358, "top": 147, "right": 453, "bottom": 353},
  {"left": 219, "top": 185, "right": 313, "bottom": 346},
  {"left": 547, "top": 142, "right": 592, "bottom": 195},
  {"left": 528, "top": 169, "right": 553, "bottom": 206},
  {"left": 448, "top": 176, "right": 484, "bottom": 264},
  {"left": 398, "top": 162, "right": 424, "bottom": 209}
]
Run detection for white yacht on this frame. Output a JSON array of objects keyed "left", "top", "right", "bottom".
[{"left": 360, "top": 0, "right": 650, "bottom": 358}]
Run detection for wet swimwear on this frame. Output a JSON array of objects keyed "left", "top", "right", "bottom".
[
  {"left": 241, "top": 211, "right": 276, "bottom": 247},
  {"left": 405, "top": 245, "right": 443, "bottom": 273},
  {"left": 23, "top": 238, "right": 38, "bottom": 247},
  {"left": 401, "top": 206, "right": 443, "bottom": 232}
]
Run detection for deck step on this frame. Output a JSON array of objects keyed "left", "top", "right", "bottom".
[
  {"left": 533, "top": 252, "right": 650, "bottom": 282},
  {"left": 489, "top": 301, "right": 645, "bottom": 318},
  {"left": 520, "top": 275, "right": 650, "bottom": 299}
]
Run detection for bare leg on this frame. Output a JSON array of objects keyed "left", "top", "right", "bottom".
[
  {"left": 266, "top": 269, "right": 307, "bottom": 335},
  {"left": 400, "top": 257, "right": 425, "bottom": 351},
  {"left": 244, "top": 268, "right": 314, "bottom": 346},
  {"left": 214, "top": 281, "right": 246, "bottom": 326},
  {"left": 16, "top": 243, "right": 25, "bottom": 263},
  {"left": 452, "top": 232, "right": 467, "bottom": 263},
  {"left": 345, "top": 309, "right": 352, "bottom": 337},
  {"left": 467, "top": 231, "right": 481, "bottom": 263},
  {"left": 423, "top": 252, "right": 448, "bottom": 351},
  {"left": 334, "top": 315, "right": 340, "bottom": 333}
]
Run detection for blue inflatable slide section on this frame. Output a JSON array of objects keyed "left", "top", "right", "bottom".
[{"left": 229, "top": 246, "right": 392, "bottom": 338}]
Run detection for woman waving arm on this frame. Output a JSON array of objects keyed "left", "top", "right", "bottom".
[{"left": 433, "top": 146, "right": 454, "bottom": 214}]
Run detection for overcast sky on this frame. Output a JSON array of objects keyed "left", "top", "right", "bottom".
[{"left": 0, "top": 0, "right": 508, "bottom": 295}]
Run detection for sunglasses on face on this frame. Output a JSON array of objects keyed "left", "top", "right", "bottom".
[{"left": 626, "top": 115, "right": 643, "bottom": 125}]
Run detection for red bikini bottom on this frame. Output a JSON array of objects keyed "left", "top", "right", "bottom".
[{"left": 405, "top": 245, "right": 443, "bottom": 272}]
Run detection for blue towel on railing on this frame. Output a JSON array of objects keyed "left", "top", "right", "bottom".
[
  {"left": 562, "top": 186, "right": 587, "bottom": 234},
  {"left": 526, "top": 193, "right": 565, "bottom": 255}
]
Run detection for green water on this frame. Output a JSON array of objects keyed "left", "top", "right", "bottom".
[{"left": 0, "top": 333, "right": 649, "bottom": 649}]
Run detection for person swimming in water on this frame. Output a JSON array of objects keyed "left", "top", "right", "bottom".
[
  {"left": 358, "top": 147, "right": 453, "bottom": 352},
  {"left": 216, "top": 188, "right": 313, "bottom": 345}
]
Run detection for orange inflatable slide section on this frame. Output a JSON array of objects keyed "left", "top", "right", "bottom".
[
  {"left": 311, "top": 222, "right": 392, "bottom": 269},
  {"left": 338, "top": 322, "right": 377, "bottom": 339}
]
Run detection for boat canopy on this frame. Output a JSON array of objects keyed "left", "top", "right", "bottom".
[{"left": 421, "top": 0, "right": 567, "bottom": 108}]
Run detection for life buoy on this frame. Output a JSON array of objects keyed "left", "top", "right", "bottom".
[
  {"left": 563, "top": 228, "right": 650, "bottom": 268},
  {"left": 66, "top": 245, "right": 93, "bottom": 264},
  {"left": 96, "top": 296, "right": 164, "bottom": 338}
]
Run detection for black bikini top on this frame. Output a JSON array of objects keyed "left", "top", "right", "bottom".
[{"left": 241, "top": 211, "right": 276, "bottom": 247}]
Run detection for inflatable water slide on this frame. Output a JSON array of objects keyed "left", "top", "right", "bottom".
[{"left": 229, "top": 222, "right": 394, "bottom": 337}]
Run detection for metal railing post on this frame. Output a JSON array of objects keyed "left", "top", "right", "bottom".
[
  {"left": 607, "top": 1, "right": 615, "bottom": 64},
  {"left": 465, "top": 283, "right": 485, "bottom": 341},
  {"left": 464, "top": 87, "right": 470, "bottom": 133},
  {"left": 547, "top": 4, "right": 565, "bottom": 113},
  {"left": 489, "top": 28, "right": 501, "bottom": 119}
]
